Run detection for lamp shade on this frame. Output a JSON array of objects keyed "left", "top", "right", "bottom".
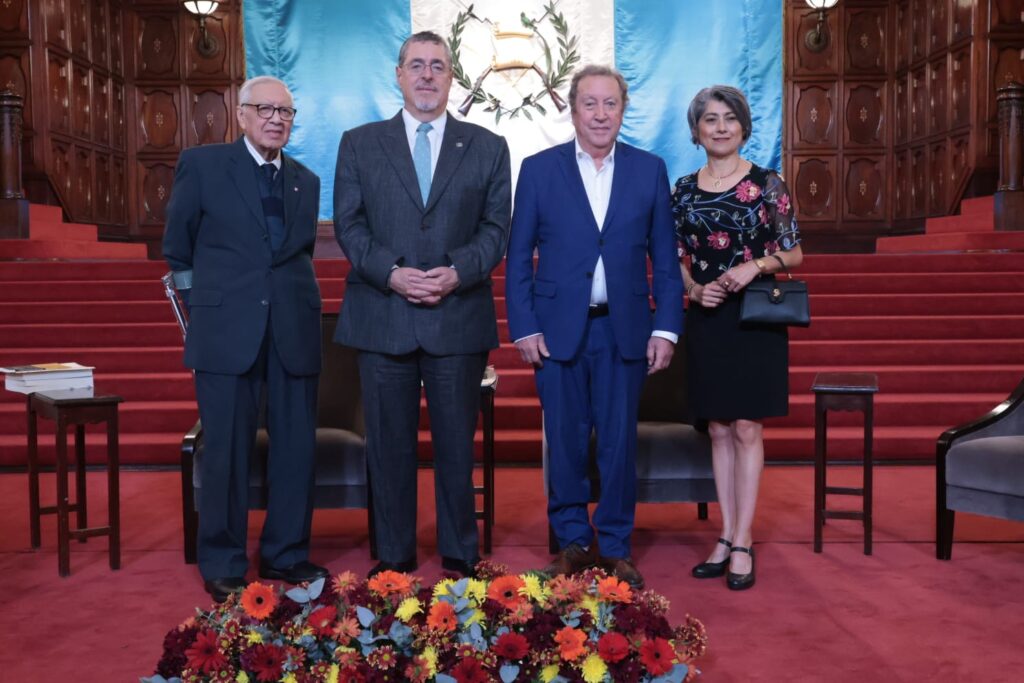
[
  {"left": 183, "top": 1, "right": 219, "bottom": 16},
  {"left": 804, "top": 0, "right": 839, "bottom": 8}
]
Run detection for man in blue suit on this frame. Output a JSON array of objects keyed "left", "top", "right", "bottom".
[
  {"left": 506, "top": 65, "right": 683, "bottom": 589},
  {"left": 163, "top": 76, "right": 329, "bottom": 602}
]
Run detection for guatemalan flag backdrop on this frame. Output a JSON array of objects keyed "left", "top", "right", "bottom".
[{"left": 244, "top": 1, "right": 784, "bottom": 220}]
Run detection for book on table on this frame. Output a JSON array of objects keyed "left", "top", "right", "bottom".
[{"left": 1, "top": 362, "right": 94, "bottom": 394}]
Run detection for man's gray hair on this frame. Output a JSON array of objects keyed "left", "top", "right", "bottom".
[
  {"left": 568, "top": 64, "right": 629, "bottom": 114},
  {"left": 687, "top": 85, "right": 752, "bottom": 146},
  {"left": 397, "top": 31, "right": 452, "bottom": 67},
  {"left": 238, "top": 76, "right": 294, "bottom": 105}
]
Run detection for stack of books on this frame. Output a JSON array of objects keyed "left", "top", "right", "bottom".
[{"left": 1, "top": 362, "right": 95, "bottom": 394}]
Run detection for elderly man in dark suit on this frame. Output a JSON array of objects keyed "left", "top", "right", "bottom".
[
  {"left": 333, "top": 31, "right": 511, "bottom": 578},
  {"left": 506, "top": 65, "right": 683, "bottom": 590},
  {"left": 163, "top": 75, "right": 329, "bottom": 602}
]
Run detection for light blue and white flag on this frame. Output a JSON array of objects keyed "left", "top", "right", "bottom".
[{"left": 244, "top": 1, "right": 783, "bottom": 219}]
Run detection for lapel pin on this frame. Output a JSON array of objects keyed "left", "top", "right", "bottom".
[
  {"left": 455, "top": 141, "right": 464, "bottom": 148},
  {"left": 294, "top": 187, "right": 299, "bottom": 192}
]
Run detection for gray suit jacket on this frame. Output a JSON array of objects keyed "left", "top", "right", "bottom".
[{"left": 333, "top": 112, "right": 511, "bottom": 355}]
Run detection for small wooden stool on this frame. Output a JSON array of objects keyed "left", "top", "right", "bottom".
[
  {"left": 812, "top": 372, "right": 878, "bottom": 555},
  {"left": 26, "top": 388, "right": 123, "bottom": 576}
]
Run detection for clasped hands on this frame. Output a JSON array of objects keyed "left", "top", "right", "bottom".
[
  {"left": 389, "top": 266, "right": 459, "bottom": 305},
  {"left": 692, "top": 259, "right": 760, "bottom": 309}
]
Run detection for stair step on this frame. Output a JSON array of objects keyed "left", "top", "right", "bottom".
[
  {"left": 925, "top": 214, "right": 994, "bottom": 234},
  {"left": 876, "top": 231, "right": 1024, "bottom": 253},
  {"left": 29, "top": 221, "right": 99, "bottom": 241},
  {"left": 0, "top": 239, "right": 149, "bottom": 260},
  {"left": 27, "top": 203, "right": 64, "bottom": 223}
]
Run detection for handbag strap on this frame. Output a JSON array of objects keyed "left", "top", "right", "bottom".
[{"left": 770, "top": 253, "right": 793, "bottom": 280}]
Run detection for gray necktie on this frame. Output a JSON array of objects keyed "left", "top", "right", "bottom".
[{"left": 413, "top": 122, "right": 433, "bottom": 204}]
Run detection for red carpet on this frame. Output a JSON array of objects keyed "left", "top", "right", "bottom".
[
  {"left": 1, "top": 466, "right": 1021, "bottom": 681},
  {"left": 2, "top": 253, "right": 1024, "bottom": 466}
]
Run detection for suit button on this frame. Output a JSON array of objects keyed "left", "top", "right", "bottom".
[
  {"left": 586, "top": 272, "right": 593, "bottom": 279},
  {"left": 260, "top": 299, "right": 269, "bottom": 306}
]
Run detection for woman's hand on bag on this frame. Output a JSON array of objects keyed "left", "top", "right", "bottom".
[
  {"left": 698, "top": 280, "right": 728, "bottom": 308},
  {"left": 717, "top": 261, "right": 759, "bottom": 294}
]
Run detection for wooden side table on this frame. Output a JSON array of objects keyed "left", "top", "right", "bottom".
[
  {"left": 26, "top": 388, "right": 123, "bottom": 576},
  {"left": 812, "top": 372, "right": 878, "bottom": 555}
]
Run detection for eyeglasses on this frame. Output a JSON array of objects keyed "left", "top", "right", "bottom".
[
  {"left": 402, "top": 60, "right": 449, "bottom": 76},
  {"left": 241, "top": 103, "right": 297, "bottom": 121}
]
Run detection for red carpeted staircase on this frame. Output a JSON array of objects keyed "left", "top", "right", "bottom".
[
  {"left": 877, "top": 196, "right": 1024, "bottom": 253},
  {"left": 2, "top": 248, "right": 1023, "bottom": 466},
  {"left": 0, "top": 204, "right": 149, "bottom": 260}
]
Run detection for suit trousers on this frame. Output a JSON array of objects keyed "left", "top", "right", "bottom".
[
  {"left": 538, "top": 316, "right": 646, "bottom": 559},
  {"left": 193, "top": 317, "right": 318, "bottom": 580},
  {"left": 358, "top": 349, "right": 487, "bottom": 564}
]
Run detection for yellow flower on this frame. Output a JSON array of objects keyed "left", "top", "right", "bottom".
[
  {"left": 326, "top": 664, "right": 339, "bottom": 683},
  {"left": 580, "top": 594, "right": 600, "bottom": 618},
  {"left": 396, "top": 597, "right": 423, "bottom": 622},
  {"left": 244, "top": 630, "right": 263, "bottom": 645},
  {"left": 466, "top": 578, "right": 487, "bottom": 603},
  {"left": 432, "top": 578, "right": 456, "bottom": 599},
  {"left": 423, "top": 646, "right": 438, "bottom": 676},
  {"left": 519, "top": 573, "right": 549, "bottom": 603},
  {"left": 464, "top": 608, "right": 486, "bottom": 627},
  {"left": 541, "top": 663, "right": 561, "bottom": 682},
  {"left": 581, "top": 653, "right": 608, "bottom": 683},
  {"left": 235, "top": 673, "right": 249, "bottom": 683},
  {"left": 282, "top": 675, "right": 298, "bottom": 683}
]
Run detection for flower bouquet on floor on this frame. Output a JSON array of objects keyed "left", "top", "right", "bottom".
[{"left": 142, "top": 560, "right": 707, "bottom": 683}]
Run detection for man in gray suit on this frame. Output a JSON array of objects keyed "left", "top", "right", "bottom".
[{"left": 333, "top": 31, "right": 511, "bottom": 577}]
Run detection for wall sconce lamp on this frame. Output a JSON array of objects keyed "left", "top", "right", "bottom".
[
  {"left": 182, "top": 1, "right": 221, "bottom": 58},
  {"left": 804, "top": 0, "right": 839, "bottom": 52}
]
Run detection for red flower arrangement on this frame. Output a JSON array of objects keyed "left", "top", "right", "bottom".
[{"left": 142, "top": 561, "right": 707, "bottom": 683}]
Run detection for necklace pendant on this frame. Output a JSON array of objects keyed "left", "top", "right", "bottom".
[{"left": 713, "top": 179, "right": 721, "bottom": 189}]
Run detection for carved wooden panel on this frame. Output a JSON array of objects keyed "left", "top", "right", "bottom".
[
  {"left": 909, "top": 145, "right": 927, "bottom": 218},
  {"left": 951, "top": 0, "right": 973, "bottom": 42},
  {"left": 47, "top": 53, "right": 70, "bottom": 133},
  {"left": 910, "top": 0, "right": 927, "bottom": 64},
  {"left": 949, "top": 133, "right": 970, "bottom": 195},
  {"left": 894, "top": 149, "right": 910, "bottom": 220},
  {"left": 792, "top": 8, "right": 837, "bottom": 75},
  {"left": 185, "top": 12, "right": 229, "bottom": 78},
  {"left": 91, "top": 0, "right": 109, "bottom": 70},
  {"left": 139, "top": 162, "right": 175, "bottom": 225},
  {"left": 0, "top": 52, "right": 31, "bottom": 125},
  {"left": 71, "top": 64, "right": 90, "bottom": 138},
  {"left": 895, "top": 74, "right": 908, "bottom": 145},
  {"left": 109, "top": 5, "right": 124, "bottom": 74},
  {"left": 95, "top": 153, "right": 112, "bottom": 223},
  {"left": 69, "top": 0, "right": 89, "bottom": 59},
  {"left": 93, "top": 76, "right": 110, "bottom": 146},
  {"left": 930, "top": 57, "right": 948, "bottom": 134},
  {"left": 793, "top": 156, "right": 836, "bottom": 221},
  {"left": 137, "top": 14, "right": 178, "bottom": 79},
  {"left": 929, "top": 141, "right": 948, "bottom": 215},
  {"left": 845, "top": 83, "right": 885, "bottom": 147},
  {"left": 992, "top": 0, "right": 1024, "bottom": 26},
  {"left": 74, "top": 147, "right": 93, "bottom": 217},
  {"left": 112, "top": 156, "right": 126, "bottom": 223},
  {"left": 44, "top": 0, "right": 68, "bottom": 51},
  {"left": 929, "top": 0, "right": 948, "bottom": 52},
  {"left": 910, "top": 66, "right": 928, "bottom": 139},
  {"left": 112, "top": 80, "right": 125, "bottom": 150},
  {"left": 950, "top": 47, "right": 971, "bottom": 128},
  {"left": 793, "top": 83, "right": 836, "bottom": 148},
  {"left": 138, "top": 89, "right": 179, "bottom": 151},
  {"left": 50, "top": 139, "right": 71, "bottom": 200},
  {"left": 0, "top": 0, "right": 28, "bottom": 34},
  {"left": 846, "top": 8, "right": 885, "bottom": 73},
  {"left": 188, "top": 88, "right": 231, "bottom": 146},
  {"left": 844, "top": 157, "right": 884, "bottom": 220},
  {"left": 895, "top": 1, "right": 909, "bottom": 71}
]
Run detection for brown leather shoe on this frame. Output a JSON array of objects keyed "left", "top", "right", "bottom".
[
  {"left": 541, "top": 543, "right": 597, "bottom": 577},
  {"left": 599, "top": 556, "right": 645, "bottom": 590}
]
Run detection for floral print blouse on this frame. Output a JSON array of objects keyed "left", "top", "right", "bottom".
[{"left": 671, "top": 164, "right": 800, "bottom": 285}]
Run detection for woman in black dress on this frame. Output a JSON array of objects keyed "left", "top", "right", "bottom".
[{"left": 671, "top": 85, "right": 802, "bottom": 591}]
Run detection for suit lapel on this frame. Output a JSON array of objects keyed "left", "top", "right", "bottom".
[
  {"left": 602, "top": 142, "right": 629, "bottom": 232},
  {"left": 281, "top": 153, "right": 301, "bottom": 240},
  {"left": 379, "top": 112, "right": 424, "bottom": 209},
  {"left": 228, "top": 138, "right": 268, "bottom": 232},
  {"left": 556, "top": 142, "right": 600, "bottom": 232},
  {"left": 424, "top": 117, "right": 469, "bottom": 213}
]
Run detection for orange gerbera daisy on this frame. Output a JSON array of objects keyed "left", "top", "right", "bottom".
[
  {"left": 486, "top": 575, "right": 526, "bottom": 609},
  {"left": 239, "top": 582, "right": 278, "bottom": 620},
  {"left": 426, "top": 600, "right": 458, "bottom": 632},
  {"left": 367, "top": 570, "right": 413, "bottom": 597},
  {"left": 554, "top": 626, "right": 587, "bottom": 661},
  {"left": 595, "top": 576, "right": 634, "bottom": 604}
]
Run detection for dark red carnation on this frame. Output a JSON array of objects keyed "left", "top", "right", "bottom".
[
  {"left": 241, "top": 643, "right": 286, "bottom": 682},
  {"left": 493, "top": 631, "right": 529, "bottom": 660},
  {"left": 451, "top": 656, "right": 490, "bottom": 683},
  {"left": 155, "top": 624, "right": 200, "bottom": 678},
  {"left": 597, "top": 631, "right": 630, "bottom": 663}
]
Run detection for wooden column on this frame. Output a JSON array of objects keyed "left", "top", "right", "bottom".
[
  {"left": 995, "top": 82, "right": 1024, "bottom": 232},
  {"left": 0, "top": 89, "right": 29, "bottom": 239}
]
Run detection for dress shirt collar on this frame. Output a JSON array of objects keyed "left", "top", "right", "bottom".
[
  {"left": 402, "top": 108, "right": 447, "bottom": 143},
  {"left": 574, "top": 138, "right": 616, "bottom": 169},
  {"left": 243, "top": 135, "right": 282, "bottom": 170}
]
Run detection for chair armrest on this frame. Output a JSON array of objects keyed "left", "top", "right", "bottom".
[
  {"left": 937, "top": 377, "right": 1024, "bottom": 457},
  {"left": 181, "top": 419, "right": 203, "bottom": 462}
]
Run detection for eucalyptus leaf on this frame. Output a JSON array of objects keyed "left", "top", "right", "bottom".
[
  {"left": 499, "top": 664, "right": 520, "bottom": 682},
  {"left": 356, "top": 605, "right": 376, "bottom": 628}
]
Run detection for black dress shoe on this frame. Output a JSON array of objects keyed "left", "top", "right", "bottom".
[
  {"left": 258, "top": 560, "right": 329, "bottom": 584},
  {"left": 204, "top": 576, "right": 246, "bottom": 603},
  {"left": 441, "top": 556, "right": 480, "bottom": 578},
  {"left": 692, "top": 538, "right": 733, "bottom": 579},
  {"left": 367, "top": 559, "right": 417, "bottom": 578},
  {"left": 726, "top": 546, "right": 756, "bottom": 591}
]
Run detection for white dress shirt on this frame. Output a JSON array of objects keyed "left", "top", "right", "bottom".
[
  {"left": 402, "top": 108, "right": 447, "bottom": 175},
  {"left": 243, "top": 136, "right": 282, "bottom": 171}
]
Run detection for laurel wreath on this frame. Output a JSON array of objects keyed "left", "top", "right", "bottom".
[{"left": 448, "top": 1, "right": 580, "bottom": 123}]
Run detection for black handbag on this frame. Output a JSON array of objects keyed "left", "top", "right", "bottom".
[{"left": 739, "top": 255, "right": 810, "bottom": 327}]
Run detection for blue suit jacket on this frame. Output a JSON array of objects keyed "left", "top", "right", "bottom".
[
  {"left": 505, "top": 141, "right": 683, "bottom": 361},
  {"left": 162, "top": 137, "right": 323, "bottom": 376}
]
